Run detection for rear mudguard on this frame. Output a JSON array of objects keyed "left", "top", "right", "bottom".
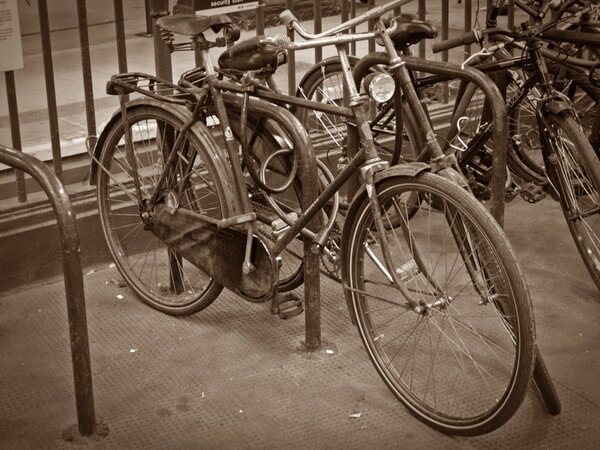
[
  {"left": 341, "top": 162, "right": 431, "bottom": 325},
  {"left": 89, "top": 98, "right": 231, "bottom": 186}
]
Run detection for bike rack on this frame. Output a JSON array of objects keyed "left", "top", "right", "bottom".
[
  {"left": 403, "top": 56, "right": 509, "bottom": 227},
  {"left": 0, "top": 145, "right": 107, "bottom": 441}
]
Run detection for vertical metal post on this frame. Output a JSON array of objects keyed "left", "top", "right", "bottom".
[
  {"left": 4, "top": 72, "right": 27, "bottom": 202},
  {"left": 286, "top": 0, "right": 295, "bottom": 95},
  {"left": 464, "top": 0, "right": 472, "bottom": 58},
  {"left": 137, "top": 0, "right": 154, "bottom": 37},
  {"left": 341, "top": 1, "right": 349, "bottom": 32},
  {"left": 508, "top": 0, "right": 515, "bottom": 31},
  {"left": 367, "top": 0, "right": 375, "bottom": 53},
  {"left": 256, "top": 0, "right": 265, "bottom": 36},
  {"left": 350, "top": 0, "right": 356, "bottom": 55},
  {"left": 441, "top": 0, "right": 449, "bottom": 103},
  {"left": 314, "top": 0, "right": 322, "bottom": 63},
  {"left": 418, "top": 0, "right": 426, "bottom": 58},
  {"left": 149, "top": 0, "right": 172, "bottom": 82},
  {"left": 76, "top": 0, "right": 97, "bottom": 149},
  {"left": 0, "top": 145, "right": 106, "bottom": 440},
  {"left": 114, "top": 0, "right": 129, "bottom": 73},
  {"left": 37, "top": 0, "right": 63, "bottom": 180}
]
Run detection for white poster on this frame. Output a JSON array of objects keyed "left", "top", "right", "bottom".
[{"left": 0, "top": 0, "right": 23, "bottom": 72}]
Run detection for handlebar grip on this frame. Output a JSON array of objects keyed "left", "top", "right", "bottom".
[
  {"left": 228, "top": 36, "right": 263, "bottom": 58},
  {"left": 431, "top": 31, "right": 480, "bottom": 53},
  {"left": 279, "top": 9, "right": 295, "bottom": 25}
]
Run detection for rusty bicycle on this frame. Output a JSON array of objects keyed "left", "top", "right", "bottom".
[{"left": 89, "top": 0, "right": 537, "bottom": 435}]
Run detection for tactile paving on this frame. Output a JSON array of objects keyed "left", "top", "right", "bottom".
[{"left": 1, "top": 198, "right": 599, "bottom": 449}]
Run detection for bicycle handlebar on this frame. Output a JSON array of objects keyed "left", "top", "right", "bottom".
[
  {"left": 278, "top": 0, "right": 413, "bottom": 40},
  {"left": 431, "top": 30, "right": 483, "bottom": 53}
]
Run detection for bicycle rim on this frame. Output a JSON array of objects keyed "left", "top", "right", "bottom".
[
  {"left": 96, "top": 104, "right": 226, "bottom": 315},
  {"left": 341, "top": 173, "right": 535, "bottom": 435},
  {"left": 545, "top": 113, "right": 600, "bottom": 291}
]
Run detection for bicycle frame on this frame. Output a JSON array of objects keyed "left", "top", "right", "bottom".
[{"left": 99, "top": 0, "right": 452, "bottom": 309}]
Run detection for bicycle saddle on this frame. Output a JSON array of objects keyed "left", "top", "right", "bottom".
[
  {"left": 386, "top": 14, "right": 438, "bottom": 49},
  {"left": 156, "top": 14, "right": 232, "bottom": 36},
  {"left": 218, "top": 36, "right": 287, "bottom": 73}
]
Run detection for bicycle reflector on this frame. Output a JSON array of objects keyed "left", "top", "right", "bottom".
[{"left": 362, "top": 73, "right": 395, "bottom": 103}]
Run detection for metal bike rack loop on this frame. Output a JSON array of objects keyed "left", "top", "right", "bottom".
[
  {"left": 0, "top": 145, "right": 106, "bottom": 441},
  {"left": 403, "top": 56, "right": 509, "bottom": 227}
]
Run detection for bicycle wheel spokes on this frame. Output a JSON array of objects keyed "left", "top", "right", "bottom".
[
  {"left": 549, "top": 117, "right": 600, "bottom": 284},
  {"left": 343, "top": 174, "right": 533, "bottom": 434},
  {"left": 297, "top": 65, "right": 401, "bottom": 163},
  {"left": 97, "top": 106, "right": 226, "bottom": 315}
]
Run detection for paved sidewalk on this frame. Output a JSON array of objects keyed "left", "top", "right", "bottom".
[{"left": 1, "top": 197, "right": 599, "bottom": 449}]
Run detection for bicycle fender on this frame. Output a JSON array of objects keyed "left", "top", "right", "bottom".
[
  {"left": 348, "top": 162, "right": 431, "bottom": 205},
  {"left": 88, "top": 98, "right": 224, "bottom": 186},
  {"left": 543, "top": 99, "right": 573, "bottom": 117}
]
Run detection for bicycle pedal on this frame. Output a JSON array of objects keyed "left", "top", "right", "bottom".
[
  {"left": 271, "top": 292, "right": 303, "bottom": 320},
  {"left": 520, "top": 183, "right": 547, "bottom": 204}
]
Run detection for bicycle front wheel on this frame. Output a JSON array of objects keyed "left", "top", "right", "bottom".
[
  {"left": 96, "top": 102, "right": 229, "bottom": 315},
  {"left": 543, "top": 112, "right": 600, "bottom": 291},
  {"left": 341, "top": 172, "right": 535, "bottom": 435}
]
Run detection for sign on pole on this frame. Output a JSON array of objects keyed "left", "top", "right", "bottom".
[
  {"left": 0, "top": 0, "right": 24, "bottom": 72},
  {"left": 195, "top": 0, "right": 259, "bottom": 16}
]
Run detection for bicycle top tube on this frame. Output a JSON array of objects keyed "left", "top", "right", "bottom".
[{"left": 280, "top": 0, "right": 415, "bottom": 40}]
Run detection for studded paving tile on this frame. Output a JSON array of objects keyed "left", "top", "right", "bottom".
[{"left": 1, "top": 198, "right": 599, "bottom": 449}]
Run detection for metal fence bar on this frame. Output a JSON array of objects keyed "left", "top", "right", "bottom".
[
  {"left": 256, "top": 0, "right": 265, "bottom": 36},
  {"left": 4, "top": 71, "right": 27, "bottom": 203},
  {"left": 114, "top": 0, "right": 129, "bottom": 73},
  {"left": 367, "top": 0, "right": 375, "bottom": 53},
  {"left": 150, "top": 0, "right": 173, "bottom": 82},
  {"left": 76, "top": 0, "right": 97, "bottom": 150},
  {"left": 464, "top": 0, "right": 472, "bottom": 57},
  {"left": 37, "top": 0, "right": 63, "bottom": 180},
  {"left": 137, "top": 0, "right": 154, "bottom": 37},
  {"left": 286, "top": 0, "right": 296, "bottom": 95},
  {"left": 442, "top": 0, "right": 450, "bottom": 103},
  {"left": 314, "top": 1, "right": 323, "bottom": 63},
  {"left": 418, "top": 0, "right": 426, "bottom": 57}
]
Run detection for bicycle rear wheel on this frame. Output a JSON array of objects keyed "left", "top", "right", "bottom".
[
  {"left": 96, "top": 102, "right": 228, "bottom": 315},
  {"left": 341, "top": 172, "right": 535, "bottom": 435},
  {"left": 542, "top": 112, "right": 600, "bottom": 291}
]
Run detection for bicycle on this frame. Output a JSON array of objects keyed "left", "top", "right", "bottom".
[
  {"left": 424, "top": 0, "right": 600, "bottom": 292},
  {"left": 88, "top": 0, "right": 537, "bottom": 435}
]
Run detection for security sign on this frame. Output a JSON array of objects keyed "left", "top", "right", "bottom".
[
  {"left": 0, "top": 0, "right": 23, "bottom": 72},
  {"left": 195, "top": 0, "right": 259, "bottom": 16}
]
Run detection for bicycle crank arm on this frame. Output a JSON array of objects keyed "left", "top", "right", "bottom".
[{"left": 150, "top": 204, "right": 278, "bottom": 303}]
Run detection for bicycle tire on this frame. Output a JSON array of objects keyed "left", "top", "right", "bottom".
[
  {"left": 532, "top": 345, "right": 562, "bottom": 415},
  {"left": 341, "top": 172, "right": 536, "bottom": 435},
  {"left": 542, "top": 112, "right": 600, "bottom": 291},
  {"left": 96, "top": 101, "right": 228, "bottom": 315}
]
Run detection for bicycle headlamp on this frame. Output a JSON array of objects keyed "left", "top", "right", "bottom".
[{"left": 363, "top": 72, "right": 395, "bottom": 103}]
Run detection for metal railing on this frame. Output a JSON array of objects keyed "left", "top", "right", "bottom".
[
  {"left": 0, "top": 144, "right": 107, "bottom": 441},
  {"left": 1, "top": 0, "right": 521, "bottom": 206}
]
